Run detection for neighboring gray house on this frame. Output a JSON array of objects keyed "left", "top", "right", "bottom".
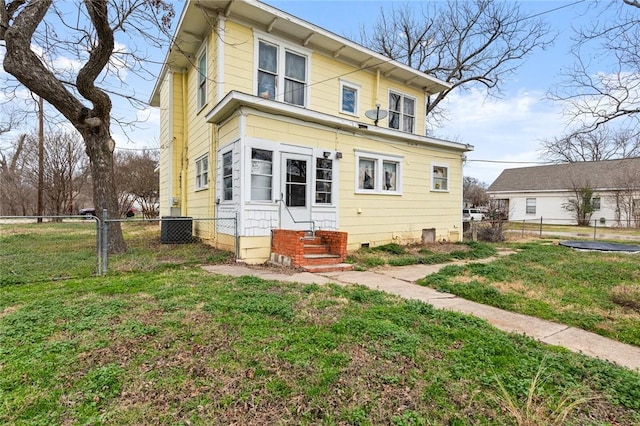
[{"left": 487, "top": 158, "right": 640, "bottom": 227}]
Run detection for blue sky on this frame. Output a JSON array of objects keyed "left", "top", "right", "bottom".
[{"left": 0, "top": 1, "right": 616, "bottom": 185}]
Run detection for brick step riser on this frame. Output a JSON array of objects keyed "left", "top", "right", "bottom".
[
  {"left": 303, "top": 245, "right": 330, "bottom": 255},
  {"left": 299, "top": 257, "right": 346, "bottom": 266}
]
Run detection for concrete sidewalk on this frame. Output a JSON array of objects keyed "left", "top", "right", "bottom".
[{"left": 202, "top": 262, "right": 640, "bottom": 372}]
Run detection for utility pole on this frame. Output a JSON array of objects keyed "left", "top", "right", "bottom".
[
  {"left": 68, "top": 140, "right": 73, "bottom": 214},
  {"left": 37, "top": 96, "right": 44, "bottom": 223}
]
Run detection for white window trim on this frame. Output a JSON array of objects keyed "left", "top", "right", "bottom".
[
  {"left": 313, "top": 156, "right": 335, "bottom": 206},
  {"left": 253, "top": 31, "right": 311, "bottom": 107},
  {"left": 388, "top": 89, "right": 416, "bottom": 133},
  {"left": 339, "top": 79, "right": 360, "bottom": 117},
  {"left": 196, "top": 41, "right": 208, "bottom": 111},
  {"left": 195, "top": 154, "right": 209, "bottom": 191},
  {"left": 431, "top": 163, "right": 449, "bottom": 192},
  {"left": 355, "top": 150, "right": 403, "bottom": 195},
  {"left": 221, "top": 150, "right": 233, "bottom": 202}
]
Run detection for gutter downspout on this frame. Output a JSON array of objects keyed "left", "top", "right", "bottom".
[{"left": 181, "top": 71, "right": 188, "bottom": 217}]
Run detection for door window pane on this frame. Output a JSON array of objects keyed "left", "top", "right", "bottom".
[{"left": 286, "top": 159, "right": 307, "bottom": 207}]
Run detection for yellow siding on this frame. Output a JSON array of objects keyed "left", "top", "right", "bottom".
[
  {"left": 217, "top": 115, "right": 241, "bottom": 148},
  {"left": 158, "top": 74, "right": 171, "bottom": 213},
  {"left": 223, "top": 21, "right": 254, "bottom": 95},
  {"left": 216, "top": 21, "right": 427, "bottom": 134},
  {"left": 238, "top": 236, "right": 272, "bottom": 264},
  {"left": 244, "top": 113, "right": 464, "bottom": 248},
  {"left": 184, "top": 39, "right": 215, "bottom": 218}
]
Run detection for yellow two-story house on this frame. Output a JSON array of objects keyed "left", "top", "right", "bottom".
[{"left": 150, "top": 0, "right": 473, "bottom": 266}]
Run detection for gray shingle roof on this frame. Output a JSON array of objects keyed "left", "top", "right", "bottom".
[{"left": 487, "top": 158, "right": 640, "bottom": 192}]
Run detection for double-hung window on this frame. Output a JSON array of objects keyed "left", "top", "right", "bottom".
[
  {"left": 526, "top": 198, "right": 536, "bottom": 215},
  {"left": 340, "top": 80, "right": 359, "bottom": 115},
  {"left": 195, "top": 155, "right": 209, "bottom": 190},
  {"left": 355, "top": 151, "right": 402, "bottom": 194},
  {"left": 250, "top": 148, "right": 273, "bottom": 201},
  {"left": 432, "top": 165, "right": 449, "bottom": 191},
  {"left": 315, "top": 158, "right": 333, "bottom": 204},
  {"left": 197, "top": 47, "right": 207, "bottom": 110},
  {"left": 222, "top": 151, "right": 233, "bottom": 201},
  {"left": 388, "top": 91, "right": 415, "bottom": 133},
  {"left": 256, "top": 37, "right": 308, "bottom": 106}
]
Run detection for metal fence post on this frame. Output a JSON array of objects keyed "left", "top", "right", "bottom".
[
  {"left": 234, "top": 212, "right": 239, "bottom": 259},
  {"left": 96, "top": 217, "right": 102, "bottom": 275},
  {"left": 522, "top": 219, "right": 525, "bottom": 237},
  {"left": 593, "top": 218, "right": 597, "bottom": 240},
  {"left": 102, "top": 209, "right": 109, "bottom": 274},
  {"left": 540, "top": 216, "right": 543, "bottom": 238}
]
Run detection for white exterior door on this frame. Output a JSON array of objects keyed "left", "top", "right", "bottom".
[{"left": 280, "top": 153, "right": 312, "bottom": 230}]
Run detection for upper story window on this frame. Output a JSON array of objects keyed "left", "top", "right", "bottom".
[
  {"left": 256, "top": 36, "right": 308, "bottom": 107},
  {"left": 388, "top": 91, "right": 415, "bottom": 133},
  {"left": 222, "top": 151, "right": 233, "bottom": 201},
  {"left": 355, "top": 151, "right": 402, "bottom": 194},
  {"left": 195, "top": 154, "right": 209, "bottom": 190},
  {"left": 197, "top": 46, "right": 207, "bottom": 110},
  {"left": 432, "top": 164, "right": 448, "bottom": 191},
  {"left": 592, "top": 196, "right": 601, "bottom": 211},
  {"left": 340, "top": 80, "right": 359, "bottom": 116}
]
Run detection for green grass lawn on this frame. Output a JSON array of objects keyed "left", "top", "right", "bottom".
[
  {"left": 2, "top": 226, "right": 640, "bottom": 424},
  {"left": 1, "top": 269, "right": 639, "bottom": 425},
  {"left": 419, "top": 241, "right": 640, "bottom": 346}
]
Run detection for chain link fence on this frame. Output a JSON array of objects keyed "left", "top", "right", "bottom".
[
  {"left": 0, "top": 216, "right": 102, "bottom": 285},
  {"left": 1, "top": 215, "right": 237, "bottom": 285},
  {"left": 464, "top": 217, "right": 640, "bottom": 243},
  {"left": 103, "top": 215, "right": 237, "bottom": 275}
]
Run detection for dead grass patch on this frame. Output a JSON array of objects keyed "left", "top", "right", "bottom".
[{"left": 611, "top": 284, "right": 640, "bottom": 312}]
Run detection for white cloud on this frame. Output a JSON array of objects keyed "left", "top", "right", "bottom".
[{"left": 437, "top": 88, "right": 566, "bottom": 184}]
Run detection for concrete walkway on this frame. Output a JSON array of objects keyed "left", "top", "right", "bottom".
[{"left": 202, "top": 260, "right": 640, "bottom": 372}]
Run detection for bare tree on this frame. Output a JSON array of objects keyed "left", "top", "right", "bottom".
[
  {"left": 463, "top": 176, "right": 489, "bottom": 207},
  {"left": 540, "top": 127, "right": 640, "bottom": 163},
  {"left": 0, "top": 133, "right": 35, "bottom": 215},
  {"left": 549, "top": 1, "right": 640, "bottom": 140},
  {"left": 22, "top": 130, "right": 89, "bottom": 215},
  {"left": 609, "top": 167, "right": 640, "bottom": 227},
  {"left": 562, "top": 182, "right": 596, "bottom": 226},
  {"left": 360, "top": 0, "right": 553, "bottom": 126},
  {"left": 0, "top": 0, "right": 174, "bottom": 252},
  {"left": 114, "top": 149, "right": 159, "bottom": 219}
]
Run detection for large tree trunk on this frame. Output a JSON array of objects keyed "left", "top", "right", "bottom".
[{"left": 81, "top": 127, "right": 126, "bottom": 254}]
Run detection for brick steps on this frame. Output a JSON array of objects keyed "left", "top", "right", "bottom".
[{"left": 271, "top": 229, "right": 349, "bottom": 271}]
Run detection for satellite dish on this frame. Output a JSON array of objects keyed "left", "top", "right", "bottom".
[{"left": 364, "top": 105, "right": 388, "bottom": 126}]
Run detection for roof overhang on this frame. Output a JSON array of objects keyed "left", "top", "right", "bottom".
[
  {"left": 206, "top": 91, "right": 473, "bottom": 153},
  {"left": 150, "top": 0, "right": 451, "bottom": 106}
]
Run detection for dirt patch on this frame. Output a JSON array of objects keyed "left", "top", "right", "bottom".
[{"left": 0, "top": 305, "right": 20, "bottom": 319}]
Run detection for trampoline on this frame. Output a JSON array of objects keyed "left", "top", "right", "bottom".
[{"left": 559, "top": 241, "right": 640, "bottom": 253}]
